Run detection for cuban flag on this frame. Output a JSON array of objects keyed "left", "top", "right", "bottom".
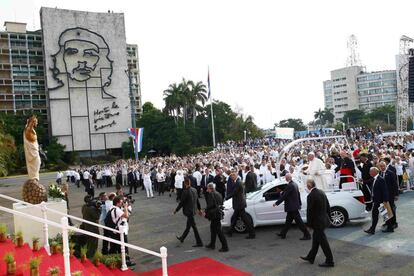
[{"left": 127, "top": 127, "right": 144, "bottom": 152}]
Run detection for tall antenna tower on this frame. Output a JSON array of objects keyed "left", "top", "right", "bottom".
[
  {"left": 396, "top": 35, "right": 413, "bottom": 132},
  {"left": 346, "top": 34, "right": 362, "bottom": 67}
]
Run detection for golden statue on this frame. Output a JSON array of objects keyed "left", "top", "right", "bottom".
[{"left": 22, "top": 115, "right": 47, "bottom": 204}]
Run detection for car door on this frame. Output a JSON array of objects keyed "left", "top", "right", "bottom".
[{"left": 254, "top": 186, "right": 286, "bottom": 224}]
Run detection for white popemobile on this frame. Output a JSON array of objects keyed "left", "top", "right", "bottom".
[{"left": 221, "top": 136, "right": 370, "bottom": 232}]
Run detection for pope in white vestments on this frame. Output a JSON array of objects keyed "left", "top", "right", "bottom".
[{"left": 304, "top": 152, "right": 328, "bottom": 190}]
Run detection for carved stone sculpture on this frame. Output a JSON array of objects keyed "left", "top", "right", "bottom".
[{"left": 22, "top": 115, "right": 47, "bottom": 204}]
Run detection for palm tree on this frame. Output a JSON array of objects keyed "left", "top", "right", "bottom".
[
  {"left": 163, "top": 83, "right": 183, "bottom": 125},
  {"left": 314, "top": 108, "right": 325, "bottom": 127},
  {"left": 187, "top": 81, "right": 207, "bottom": 126}
]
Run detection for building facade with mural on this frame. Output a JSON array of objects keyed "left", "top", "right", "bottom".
[{"left": 0, "top": 8, "right": 142, "bottom": 154}]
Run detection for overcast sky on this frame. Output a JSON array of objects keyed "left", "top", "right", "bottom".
[{"left": 1, "top": 0, "right": 413, "bottom": 128}]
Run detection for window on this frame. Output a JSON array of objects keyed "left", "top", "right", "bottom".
[{"left": 263, "top": 187, "right": 281, "bottom": 201}]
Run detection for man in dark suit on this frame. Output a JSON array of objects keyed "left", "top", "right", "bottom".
[
  {"left": 379, "top": 161, "right": 399, "bottom": 232},
  {"left": 244, "top": 165, "right": 258, "bottom": 194},
  {"left": 357, "top": 153, "right": 373, "bottom": 211},
  {"left": 364, "top": 167, "right": 390, "bottom": 235},
  {"left": 213, "top": 167, "right": 226, "bottom": 200},
  {"left": 383, "top": 157, "right": 397, "bottom": 175},
  {"left": 274, "top": 174, "right": 310, "bottom": 240},
  {"left": 300, "top": 179, "right": 334, "bottom": 267},
  {"left": 174, "top": 177, "right": 203, "bottom": 247},
  {"left": 204, "top": 183, "right": 229, "bottom": 252},
  {"left": 127, "top": 169, "right": 137, "bottom": 194},
  {"left": 201, "top": 168, "right": 214, "bottom": 196},
  {"left": 227, "top": 172, "right": 255, "bottom": 239}
]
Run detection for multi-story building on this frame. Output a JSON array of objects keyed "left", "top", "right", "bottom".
[
  {"left": 0, "top": 21, "right": 143, "bottom": 123},
  {"left": 0, "top": 22, "right": 47, "bottom": 118},
  {"left": 323, "top": 66, "right": 397, "bottom": 121},
  {"left": 357, "top": 70, "right": 397, "bottom": 110},
  {"left": 127, "top": 44, "right": 143, "bottom": 118},
  {"left": 323, "top": 80, "right": 333, "bottom": 110}
]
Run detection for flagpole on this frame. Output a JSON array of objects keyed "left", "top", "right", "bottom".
[
  {"left": 210, "top": 97, "right": 216, "bottom": 148},
  {"left": 126, "top": 68, "right": 138, "bottom": 162},
  {"left": 208, "top": 67, "right": 216, "bottom": 148}
]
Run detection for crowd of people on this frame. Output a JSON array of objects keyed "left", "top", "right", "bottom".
[{"left": 58, "top": 127, "right": 414, "bottom": 266}]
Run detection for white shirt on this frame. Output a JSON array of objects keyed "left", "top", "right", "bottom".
[
  {"left": 193, "top": 171, "right": 202, "bottom": 186},
  {"left": 143, "top": 173, "right": 152, "bottom": 185},
  {"left": 83, "top": 171, "right": 90, "bottom": 180},
  {"left": 156, "top": 172, "right": 166, "bottom": 182},
  {"left": 56, "top": 172, "right": 63, "bottom": 180},
  {"left": 122, "top": 165, "right": 128, "bottom": 175},
  {"left": 105, "top": 199, "right": 113, "bottom": 212},
  {"left": 74, "top": 171, "right": 80, "bottom": 181},
  {"left": 175, "top": 174, "right": 184, "bottom": 189}
]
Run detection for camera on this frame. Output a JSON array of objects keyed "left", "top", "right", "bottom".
[
  {"left": 87, "top": 199, "right": 102, "bottom": 208},
  {"left": 123, "top": 193, "right": 135, "bottom": 205}
]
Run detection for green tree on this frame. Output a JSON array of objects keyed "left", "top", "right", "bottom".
[
  {"left": 367, "top": 105, "right": 395, "bottom": 126},
  {"left": 322, "top": 108, "right": 334, "bottom": 124},
  {"left": 275, "top": 118, "right": 306, "bottom": 131},
  {"left": 342, "top": 109, "right": 366, "bottom": 127},
  {"left": 45, "top": 137, "right": 66, "bottom": 164},
  {"left": 163, "top": 83, "right": 184, "bottom": 125},
  {"left": 0, "top": 127, "right": 17, "bottom": 176},
  {"left": 186, "top": 80, "right": 207, "bottom": 126},
  {"left": 314, "top": 108, "right": 325, "bottom": 126}
]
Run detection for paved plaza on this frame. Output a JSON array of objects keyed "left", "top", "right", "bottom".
[{"left": 1, "top": 173, "right": 414, "bottom": 276}]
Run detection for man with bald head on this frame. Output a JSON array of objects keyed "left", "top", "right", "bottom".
[
  {"left": 378, "top": 161, "right": 399, "bottom": 232},
  {"left": 274, "top": 174, "right": 310, "bottom": 240},
  {"left": 364, "top": 167, "right": 390, "bottom": 235}
]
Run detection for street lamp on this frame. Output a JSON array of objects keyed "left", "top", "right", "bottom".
[
  {"left": 125, "top": 68, "right": 138, "bottom": 162},
  {"left": 244, "top": 130, "right": 247, "bottom": 141}
]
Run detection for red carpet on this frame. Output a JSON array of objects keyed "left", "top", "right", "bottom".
[
  {"left": 0, "top": 239, "right": 135, "bottom": 276},
  {"left": 137, "top": 257, "right": 251, "bottom": 276}
]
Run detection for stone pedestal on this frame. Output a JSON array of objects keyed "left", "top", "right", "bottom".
[{"left": 13, "top": 199, "right": 67, "bottom": 248}]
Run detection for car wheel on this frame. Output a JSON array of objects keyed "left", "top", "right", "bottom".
[
  {"left": 330, "top": 207, "right": 348, "bottom": 228},
  {"left": 234, "top": 213, "right": 253, "bottom": 233},
  {"left": 234, "top": 218, "right": 247, "bottom": 233}
]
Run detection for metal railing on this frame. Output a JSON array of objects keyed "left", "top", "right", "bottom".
[
  {"left": 0, "top": 193, "right": 123, "bottom": 253},
  {"left": 0, "top": 194, "right": 168, "bottom": 276},
  {"left": 302, "top": 170, "right": 361, "bottom": 192}
]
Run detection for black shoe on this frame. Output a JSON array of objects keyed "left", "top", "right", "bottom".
[
  {"left": 176, "top": 236, "right": 184, "bottom": 243},
  {"left": 393, "top": 223, "right": 398, "bottom": 229},
  {"left": 245, "top": 235, "right": 255, "bottom": 239},
  {"left": 205, "top": 244, "right": 215, "bottom": 250},
  {"left": 318, "top": 262, "right": 334, "bottom": 267},
  {"left": 192, "top": 244, "right": 203, "bottom": 247},
  {"left": 300, "top": 256, "right": 314, "bottom": 264},
  {"left": 364, "top": 229, "right": 375, "bottom": 235},
  {"left": 219, "top": 248, "right": 229, "bottom": 252},
  {"left": 300, "top": 236, "right": 311, "bottom": 241},
  {"left": 382, "top": 228, "right": 394, "bottom": 233},
  {"left": 126, "top": 261, "right": 136, "bottom": 267}
]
